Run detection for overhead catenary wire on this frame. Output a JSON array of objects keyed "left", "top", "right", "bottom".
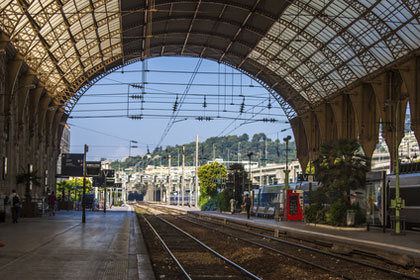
[
  {"left": 69, "top": 113, "right": 283, "bottom": 122},
  {"left": 71, "top": 107, "right": 285, "bottom": 117},
  {"left": 156, "top": 58, "right": 204, "bottom": 148},
  {"left": 74, "top": 100, "right": 284, "bottom": 110}
]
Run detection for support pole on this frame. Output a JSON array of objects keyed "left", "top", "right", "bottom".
[
  {"left": 167, "top": 155, "right": 171, "bottom": 205},
  {"left": 195, "top": 135, "right": 199, "bottom": 207},
  {"left": 284, "top": 135, "right": 291, "bottom": 190},
  {"left": 104, "top": 171, "right": 107, "bottom": 214},
  {"left": 309, "top": 151, "right": 312, "bottom": 206},
  {"left": 181, "top": 145, "right": 185, "bottom": 206},
  {"left": 82, "top": 144, "right": 88, "bottom": 223},
  {"left": 247, "top": 152, "right": 253, "bottom": 193},
  {"left": 395, "top": 100, "right": 401, "bottom": 234}
]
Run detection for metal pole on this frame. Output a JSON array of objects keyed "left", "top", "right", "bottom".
[
  {"left": 219, "top": 164, "right": 222, "bottom": 190},
  {"left": 82, "top": 144, "right": 88, "bottom": 223},
  {"left": 259, "top": 158, "right": 262, "bottom": 186},
  {"left": 227, "top": 149, "right": 230, "bottom": 166},
  {"left": 395, "top": 100, "right": 401, "bottom": 234},
  {"left": 195, "top": 135, "right": 199, "bottom": 207},
  {"left": 238, "top": 142, "right": 241, "bottom": 163},
  {"left": 104, "top": 171, "right": 107, "bottom": 214},
  {"left": 247, "top": 152, "right": 253, "bottom": 193},
  {"left": 181, "top": 145, "right": 185, "bottom": 206},
  {"left": 309, "top": 151, "right": 312, "bottom": 206},
  {"left": 284, "top": 136, "right": 291, "bottom": 190},
  {"left": 167, "top": 155, "right": 171, "bottom": 205},
  {"left": 213, "top": 143, "right": 215, "bottom": 161}
]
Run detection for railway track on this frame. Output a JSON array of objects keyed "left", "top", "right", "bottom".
[
  {"left": 137, "top": 203, "right": 420, "bottom": 280},
  {"left": 137, "top": 205, "right": 346, "bottom": 279},
  {"left": 137, "top": 208, "right": 262, "bottom": 279}
]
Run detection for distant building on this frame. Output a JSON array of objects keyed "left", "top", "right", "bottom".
[{"left": 57, "top": 124, "right": 71, "bottom": 175}]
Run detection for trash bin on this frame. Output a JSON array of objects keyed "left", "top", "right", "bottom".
[{"left": 346, "top": 210, "right": 355, "bottom": 226}]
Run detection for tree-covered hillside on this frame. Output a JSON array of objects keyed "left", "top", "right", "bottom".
[{"left": 110, "top": 133, "right": 296, "bottom": 170}]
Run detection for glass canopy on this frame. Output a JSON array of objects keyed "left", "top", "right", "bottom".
[{"left": 0, "top": 0, "right": 419, "bottom": 111}]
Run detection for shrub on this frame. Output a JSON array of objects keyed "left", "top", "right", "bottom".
[
  {"left": 327, "top": 200, "right": 347, "bottom": 226},
  {"left": 351, "top": 202, "right": 366, "bottom": 225},
  {"left": 200, "top": 197, "right": 218, "bottom": 211},
  {"left": 304, "top": 204, "right": 328, "bottom": 223},
  {"left": 216, "top": 189, "right": 233, "bottom": 212}
]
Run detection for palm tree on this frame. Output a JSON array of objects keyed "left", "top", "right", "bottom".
[
  {"left": 56, "top": 180, "right": 72, "bottom": 200},
  {"left": 314, "top": 139, "right": 369, "bottom": 207},
  {"left": 16, "top": 169, "right": 41, "bottom": 202}
]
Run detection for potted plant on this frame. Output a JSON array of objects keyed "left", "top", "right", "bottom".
[{"left": 16, "top": 169, "right": 41, "bottom": 217}]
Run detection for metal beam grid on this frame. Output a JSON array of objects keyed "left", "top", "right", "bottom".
[
  {"left": 1, "top": 0, "right": 420, "bottom": 114},
  {"left": 0, "top": 0, "right": 123, "bottom": 99},
  {"left": 248, "top": 0, "right": 420, "bottom": 107}
]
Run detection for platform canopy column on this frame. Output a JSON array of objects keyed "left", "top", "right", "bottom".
[
  {"left": 349, "top": 84, "right": 380, "bottom": 164},
  {"left": 329, "top": 94, "right": 357, "bottom": 141},
  {"left": 301, "top": 110, "right": 321, "bottom": 161},
  {"left": 314, "top": 103, "right": 338, "bottom": 145},
  {"left": 399, "top": 57, "right": 420, "bottom": 147},
  {"left": 371, "top": 72, "right": 407, "bottom": 172},
  {"left": 290, "top": 116, "right": 309, "bottom": 172}
]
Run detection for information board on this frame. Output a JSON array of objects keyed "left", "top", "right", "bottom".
[
  {"left": 93, "top": 176, "right": 104, "bottom": 187},
  {"left": 86, "top": 161, "right": 101, "bottom": 177},
  {"left": 61, "top": 153, "right": 83, "bottom": 177},
  {"left": 102, "top": 169, "right": 115, "bottom": 178},
  {"left": 288, "top": 195, "right": 298, "bottom": 216}
]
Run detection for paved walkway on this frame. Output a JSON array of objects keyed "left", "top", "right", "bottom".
[
  {"left": 157, "top": 203, "right": 420, "bottom": 260},
  {"left": 0, "top": 206, "right": 154, "bottom": 280}
]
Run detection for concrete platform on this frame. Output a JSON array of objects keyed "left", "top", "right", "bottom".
[
  {"left": 0, "top": 206, "right": 154, "bottom": 280},
  {"left": 154, "top": 203, "right": 420, "bottom": 265}
]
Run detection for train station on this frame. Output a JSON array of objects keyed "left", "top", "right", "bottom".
[{"left": 1, "top": 0, "right": 420, "bottom": 279}]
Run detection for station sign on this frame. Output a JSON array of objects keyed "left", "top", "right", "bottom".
[
  {"left": 61, "top": 153, "right": 83, "bottom": 177},
  {"left": 297, "top": 173, "right": 316, "bottom": 182},
  {"left": 86, "top": 161, "right": 101, "bottom": 177},
  {"left": 102, "top": 169, "right": 115, "bottom": 178},
  {"left": 93, "top": 176, "right": 104, "bottom": 187}
]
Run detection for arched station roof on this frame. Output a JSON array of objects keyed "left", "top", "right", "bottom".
[{"left": 1, "top": 0, "right": 420, "bottom": 117}]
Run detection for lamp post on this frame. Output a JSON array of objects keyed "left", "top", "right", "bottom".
[
  {"left": 129, "top": 140, "right": 138, "bottom": 157},
  {"left": 385, "top": 97, "right": 407, "bottom": 235},
  {"left": 246, "top": 152, "right": 253, "bottom": 193},
  {"left": 82, "top": 144, "right": 88, "bottom": 223},
  {"left": 218, "top": 164, "right": 222, "bottom": 191},
  {"left": 283, "top": 135, "right": 292, "bottom": 190}
]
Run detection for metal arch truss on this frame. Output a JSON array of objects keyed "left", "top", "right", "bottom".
[
  {"left": 63, "top": 58, "right": 142, "bottom": 114},
  {"left": 1, "top": 0, "right": 420, "bottom": 115}
]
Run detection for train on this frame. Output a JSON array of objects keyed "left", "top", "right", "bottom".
[
  {"left": 169, "top": 190, "right": 196, "bottom": 205},
  {"left": 250, "top": 170, "right": 420, "bottom": 229},
  {"left": 382, "top": 172, "right": 420, "bottom": 229},
  {"left": 251, "top": 183, "right": 303, "bottom": 219}
]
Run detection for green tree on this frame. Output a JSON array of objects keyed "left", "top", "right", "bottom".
[
  {"left": 198, "top": 162, "right": 227, "bottom": 203},
  {"left": 16, "top": 169, "right": 41, "bottom": 202},
  {"left": 58, "top": 178, "right": 93, "bottom": 201},
  {"left": 314, "top": 138, "right": 369, "bottom": 207},
  {"left": 56, "top": 180, "right": 72, "bottom": 199}
]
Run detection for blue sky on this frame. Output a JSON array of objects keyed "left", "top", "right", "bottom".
[{"left": 68, "top": 57, "right": 293, "bottom": 161}]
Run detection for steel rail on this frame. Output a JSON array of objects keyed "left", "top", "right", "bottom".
[
  {"left": 156, "top": 215, "right": 262, "bottom": 280},
  {"left": 139, "top": 212, "right": 192, "bottom": 280},
  {"left": 143, "top": 204, "right": 420, "bottom": 280},
  {"left": 136, "top": 205, "right": 262, "bottom": 280},
  {"left": 173, "top": 214, "right": 350, "bottom": 280},
  {"left": 179, "top": 213, "right": 420, "bottom": 280}
]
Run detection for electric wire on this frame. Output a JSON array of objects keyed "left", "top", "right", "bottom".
[{"left": 156, "top": 58, "right": 203, "bottom": 148}]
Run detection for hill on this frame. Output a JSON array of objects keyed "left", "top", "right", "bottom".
[{"left": 110, "top": 133, "right": 296, "bottom": 170}]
